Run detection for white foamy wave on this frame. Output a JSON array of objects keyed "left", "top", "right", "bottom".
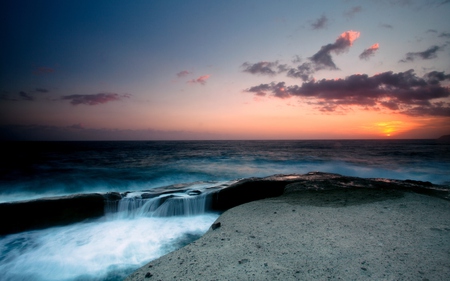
[{"left": 0, "top": 214, "right": 218, "bottom": 281}]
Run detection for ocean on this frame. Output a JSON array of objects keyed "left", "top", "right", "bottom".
[{"left": 1, "top": 140, "right": 449, "bottom": 280}]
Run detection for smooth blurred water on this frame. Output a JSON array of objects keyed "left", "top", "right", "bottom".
[
  {"left": 0, "top": 213, "right": 218, "bottom": 281},
  {"left": 1, "top": 140, "right": 449, "bottom": 202},
  {"left": 0, "top": 140, "right": 449, "bottom": 280}
]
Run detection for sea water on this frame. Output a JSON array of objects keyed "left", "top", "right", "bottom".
[{"left": 1, "top": 140, "right": 449, "bottom": 280}]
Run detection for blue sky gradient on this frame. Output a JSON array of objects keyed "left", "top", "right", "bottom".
[{"left": 1, "top": 0, "right": 450, "bottom": 140}]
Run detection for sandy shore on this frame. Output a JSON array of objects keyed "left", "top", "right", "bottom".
[{"left": 126, "top": 188, "right": 450, "bottom": 280}]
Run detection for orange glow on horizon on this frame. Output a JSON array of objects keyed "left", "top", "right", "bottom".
[{"left": 374, "top": 120, "right": 416, "bottom": 137}]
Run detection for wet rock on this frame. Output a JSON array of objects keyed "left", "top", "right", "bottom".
[
  {"left": 188, "top": 190, "right": 202, "bottom": 196},
  {"left": 0, "top": 193, "right": 106, "bottom": 235},
  {"left": 211, "top": 222, "right": 221, "bottom": 230}
]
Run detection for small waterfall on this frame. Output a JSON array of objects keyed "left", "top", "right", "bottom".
[
  {"left": 153, "top": 194, "right": 208, "bottom": 216},
  {"left": 105, "top": 191, "right": 211, "bottom": 219}
]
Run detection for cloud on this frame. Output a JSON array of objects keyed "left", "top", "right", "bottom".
[
  {"left": 424, "top": 71, "right": 450, "bottom": 84},
  {"left": 68, "top": 123, "right": 85, "bottom": 129},
  {"left": 359, "top": 43, "right": 380, "bottom": 60},
  {"left": 176, "top": 70, "right": 191, "bottom": 78},
  {"left": 62, "top": 93, "right": 130, "bottom": 105},
  {"left": 244, "top": 70, "right": 450, "bottom": 116},
  {"left": 241, "top": 61, "right": 288, "bottom": 76},
  {"left": 0, "top": 93, "right": 12, "bottom": 101},
  {"left": 311, "top": 15, "right": 328, "bottom": 30},
  {"left": 247, "top": 82, "right": 290, "bottom": 99},
  {"left": 439, "top": 32, "right": 450, "bottom": 38},
  {"left": 187, "top": 75, "right": 210, "bottom": 85},
  {"left": 344, "top": 6, "right": 362, "bottom": 18},
  {"left": 380, "top": 23, "right": 394, "bottom": 29},
  {"left": 286, "top": 62, "right": 315, "bottom": 81},
  {"left": 19, "top": 91, "right": 34, "bottom": 101},
  {"left": 245, "top": 84, "right": 272, "bottom": 97},
  {"left": 400, "top": 45, "right": 443, "bottom": 62},
  {"left": 310, "top": 30, "right": 360, "bottom": 69},
  {"left": 33, "top": 66, "right": 55, "bottom": 75},
  {"left": 242, "top": 31, "right": 361, "bottom": 82},
  {"left": 35, "top": 88, "right": 49, "bottom": 93}
]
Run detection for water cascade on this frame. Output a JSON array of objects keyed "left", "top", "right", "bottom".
[{"left": 105, "top": 190, "right": 212, "bottom": 219}]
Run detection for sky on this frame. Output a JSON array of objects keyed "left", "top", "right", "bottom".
[{"left": 1, "top": 0, "right": 450, "bottom": 140}]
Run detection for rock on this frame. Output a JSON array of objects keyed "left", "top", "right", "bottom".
[
  {"left": 0, "top": 193, "right": 106, "bottom": 235},
  {"left": 187, "top": 190, "right": 202, "bottom": 196},
  {"left": 211, "top": 222, "right": 221, "bottom": 230},
  {"left": 211, "top": 177, "right": 289, "bottom": 211}
]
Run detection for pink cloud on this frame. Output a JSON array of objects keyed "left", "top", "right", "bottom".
[
  {"left": 337, "top": 30, "right": 360, "bottom": 48},
  {"left": 188, "top": 75, "right": 210, "bottom": 85},
  {"left": 62, "top": 93, "right": 130, "bottom": 105},
  {"left": 359, "top": 43, "right": 380, "bottom": 60}
]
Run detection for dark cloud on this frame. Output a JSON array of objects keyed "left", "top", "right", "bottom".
[
  {"left": 19, "top": 91, "right": 34, "bottom": 101},
  {"left": 380, "top": 23, "right": 394, "bottom": 29},
  {"left": 310, "top": 30, "right": 360, "bottom": 69},
  {"left": 292, "top": 55, "right": 302, "bottom": 64},
  {"left": 246, "top": 82, "right": 290, "bottom": 98},
  {"left": 400, "top": 45, "right": 443, "bottom": 62},
  {"left": 424, "top": 71, "right": 450, "bottom": 84},
  {"left": 33, "top": 67, "right": 55, "bottom": 75},
  {"left": 242, "top": 31, "right": 361, "bottom": 82},
  {"left": 242, "top": 61, "right": 279, "bottom": 76},
  {"left": 286, "top": 62, "right": 315, "bottom": 81},
  {"left": 187, "top": 75, "right": 210, "bottom": 85},
  {"left": 344, "top": 6, "right": 362, "bottom": 18},
  {"left": 62, "top": 93, "right": 130, "bottom": 105},
  {"left": 0, "top": 93, "right": 14, "bottom": 101},
  {"left": 403, "top": 102, "right": 450, "bottom": 116},
  {"left": 359, "top": 43, "right": 380, "bottom": 60},
  {"left": 311, "top": 15, "right": 328, "bottom": 30},
  {"left": 35, "top": 88, "right": 49, "bottom": 93},
  {"left": 439, "top": 32, "right": 450, "bottom": 38},
  {"left": 244, "top": 70, "right": 450, "bottom": 116},
  {"left": 245, "top": 83, "right": 273, "bottom": 97},
  {"left": 176, "top": 70, "right": 191, "bottom": 78},
  {"left": 68, "top": 123, "right": 85, "bottom": 129}
]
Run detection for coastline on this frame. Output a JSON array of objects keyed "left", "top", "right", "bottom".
[{"left": 126, "top": 184, "right": 450, "bottom": 280}]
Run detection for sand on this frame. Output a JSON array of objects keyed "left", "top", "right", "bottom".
[{"left": 125, "top": 188, "right": 450, "bottom": 281}]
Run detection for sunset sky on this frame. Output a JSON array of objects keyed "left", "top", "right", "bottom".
[{"left": 1, "top": 0, "right": 450, "bottom": 140}]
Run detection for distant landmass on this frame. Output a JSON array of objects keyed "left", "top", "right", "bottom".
[{"left": 438, "top": 135, "right": 450, "bottom": 141}]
